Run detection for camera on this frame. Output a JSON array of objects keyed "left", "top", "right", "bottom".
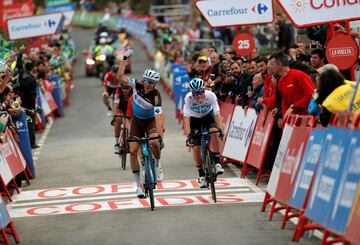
[
  {"left": 210, "top": 73, "right": 216, "bottom": 80},
  {"left": 226, "top": 71, "right": 232, "bottom": 77}
]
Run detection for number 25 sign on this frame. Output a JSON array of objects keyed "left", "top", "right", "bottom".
[{"left": 232, "top": 33, "right": 255, "bottom": 57}]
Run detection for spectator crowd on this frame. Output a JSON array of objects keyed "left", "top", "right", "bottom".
[
  {"left": 0, "top": 29, "right": 75, "bottom": 149},
  {"left": 148, "top": 14, "right": 360, "bottom": 172}
]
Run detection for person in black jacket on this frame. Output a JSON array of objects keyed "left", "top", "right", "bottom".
[{"left": 18, "top": 61, "right": 39, "bottom": 149}]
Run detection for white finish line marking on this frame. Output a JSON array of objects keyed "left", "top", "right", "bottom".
[{"left": 8, "top": 178, "right": 264, "bottom": 218}]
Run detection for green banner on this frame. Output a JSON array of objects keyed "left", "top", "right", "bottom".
[
  {"left": 46, "top": 0, "right": 70, "bottom": 7},
  {"left": 0, "top": 49, "right": 13, "bottom": 65},
  {"left": 73, "top": 11, "right": 118, "bottom": 30},
  {"left": 0, "top": 38, "right": 13, "bottom": 52}
]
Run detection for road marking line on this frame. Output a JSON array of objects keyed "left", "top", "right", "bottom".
[
  {"left": 8, "top": 192, "right": 265, "bottom": 218},
  {"left": 12, "top": 178, "right": 259, "bottom": 202},
  {"left": 9, "top": 188, "right": 254, "bottom": 207}
]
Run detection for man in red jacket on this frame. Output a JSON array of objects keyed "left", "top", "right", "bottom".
[{"left": 268, "top": 52, "right": 314, "bottom": 123}]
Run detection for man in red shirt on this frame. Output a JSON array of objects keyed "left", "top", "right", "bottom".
[
  {"left": 255, "top": 56, "right": 277, "bottom": 124},
  {"left": 268, "top": 52, "right": 314, "bottom": 123}
]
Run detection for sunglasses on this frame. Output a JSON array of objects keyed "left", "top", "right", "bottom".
[
  {"left": 225, "top": 52, "right": 236, "bottom": 55},
  {"left": 143, "top": 80, "right": 156, "bottom": 85},
  {"left": 121, "top": 86, "right": 131, "bottom": 90},
  {"left": 192, "top": 90, "right": 205, "bottom": 97}
]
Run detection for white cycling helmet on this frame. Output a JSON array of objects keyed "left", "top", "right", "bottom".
[
  {"left": 143, "top": 69, "right": 160, "bottom": 83},
  {"left": 99, "top": 32, "right": 109, "bottom": 38}
]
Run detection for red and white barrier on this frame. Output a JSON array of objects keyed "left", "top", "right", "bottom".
[
  {"left": 241, "top": 110, "right": 275, "bottom": 184},
  {"left": 222, "top": 106, "right": 257, "bottom": 163},
  {"left": 0, "top": 130, "right": 30, "bottom": 202}
]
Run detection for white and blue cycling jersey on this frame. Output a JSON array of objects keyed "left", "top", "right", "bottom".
[
  {"left": 128, "top": 78, "right": 162, "bottom": 119},
  {"left": 183, "top": 90, "right": 220, "bottom": 118}
]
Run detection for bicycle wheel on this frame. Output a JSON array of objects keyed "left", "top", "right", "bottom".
[
  {"left": 146, "top": 160, "right": 155, "bottom": 211},
  {"left": 205, "top": 151, "right": 217, "bottom": 203},
  {"left": 120, "top": 128, "right": 128, "bottom": 170}
]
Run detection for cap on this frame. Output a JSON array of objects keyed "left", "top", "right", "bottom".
[{"left": 197, "top": 56, "right": 208, "bottom": 62}]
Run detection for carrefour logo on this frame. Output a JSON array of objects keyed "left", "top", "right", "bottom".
[
  {"left": 45, "top": 19, "right": 56, "bottom": 27},
  {"left": 251, "top": 3, "right": 269, "bottom": 14},
  {"left": 15, "top": 121, "right": 24, "bottom": 129}
]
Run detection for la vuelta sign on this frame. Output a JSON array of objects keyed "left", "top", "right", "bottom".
[{"left": 277, "top": 0, "right": 360, "bottom": 27}]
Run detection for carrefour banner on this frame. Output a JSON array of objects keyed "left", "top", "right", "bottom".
[
  {"left": 289, "top": 129, "right": 326, "bottom": 210},
  {"left": 266, "top": 124, "right": 294, "bottom": 197},
  {"left": 274, "top": 126, "right": 312, "bottom": 204},
  {"left": 326, "top": 130, "right": 360, "bottom": 234},
  {"left": 306, "top": 127, "right": 352, "bottom": 227},
  {"left": 222, "top": 106, "right": 257, "bottom": 162},
  {"left": 7, "top": 13, "right": 65, "bottom": 40}
]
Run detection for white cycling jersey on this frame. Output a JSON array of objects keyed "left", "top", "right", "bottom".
[{"left": 183, "top": 90, "right": 220, "bottom": 118}]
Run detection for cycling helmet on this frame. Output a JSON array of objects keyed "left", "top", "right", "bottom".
[
  {"left": 189, "top": 78, "right": 204, "bottom": 93},
  {"left": 99, "top": 32, "right": 109, "bottom": 38},
  {"left": 111, "top": 65, "right": 119, "bottom": 73},
  {"left": 143, "top": 69, "right": 160, "bottom": 83}
]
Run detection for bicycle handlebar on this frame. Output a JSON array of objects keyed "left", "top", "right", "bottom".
[
  {"left": 128, "top": 135, "right": 161, "bottom": 143},
  {"left": 186, "top": 129, "right": 223, "bottom": 147}
]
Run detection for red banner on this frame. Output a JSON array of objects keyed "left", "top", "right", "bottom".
[
  {"left": 345, "top": 185, "right": 360, "bottom": 245},
  {"left": 274, "top": 126, "right": 311, "bottom": 204},
  {"left": 245, "top": 110, "right": 275, "bottom": 170},
  {"left": 26, "top": 37, "right": 49, "bottom": 53},
  {"left": 210, "top": 102, "right": 235, "bottom": 153},
  {"left": 0, "top": 130, "right": 26, "bottom": 179},
  {"left": 0, "top": 1, "right": 34, "bottom": 28},
  {"left": 44, "top": 91, "right": 58, "bottom": 115}
]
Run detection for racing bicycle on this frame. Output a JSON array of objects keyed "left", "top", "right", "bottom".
[
  {"left": 186, "top": 129, "right": 222, "bottom": 203},
  {"left": 111, "top": 114, "right": 129, "bottom": 170},
  {"left": 128, "top": 135, "right": 161, "bottom": 211}
]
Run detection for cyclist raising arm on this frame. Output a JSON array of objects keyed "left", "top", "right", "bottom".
[
  {"left": 117, "top": 49, "right": 164, "bottom": 198},
  {"left": 183, "top": 78, "right": 224, "bottom": 188}
]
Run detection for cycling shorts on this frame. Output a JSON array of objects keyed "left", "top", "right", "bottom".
[
  {"left": 129, "top": 115, "right": 157, "bottom": 139},
  {"left": 106, "top": 86, "right": 117, "bottom": 97},
  {"left": 190, "top": 111, "right": 217, "bottom": 146}
]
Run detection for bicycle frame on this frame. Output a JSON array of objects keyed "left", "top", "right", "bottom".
[{"left": 140, "top": 140, "right": 156, "bottom": 187}]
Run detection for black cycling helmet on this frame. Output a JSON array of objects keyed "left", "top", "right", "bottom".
[{"left": 111, "top": 65, "right": 119, "bottom": 73}]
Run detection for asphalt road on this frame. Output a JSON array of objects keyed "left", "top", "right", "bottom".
[{"left": 7, "top": 28, "right": 319, "bottom": 245}]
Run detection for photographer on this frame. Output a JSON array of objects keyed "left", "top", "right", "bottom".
[{"left": 224, "top": 62, "right": 253, "bottom": 107}]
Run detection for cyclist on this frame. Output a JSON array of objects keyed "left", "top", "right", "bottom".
[
  {"left": 103, "top": 65, "right": 121, "bottom": 117},
  {"left": 117, "top": 49, "right": 164, "bottom": 198},
  {"left": 183, "top": 78, "right": 225, "bottom": 188},
  {"left": 112, "top": 83, "right": 133, "bottom": 154}
]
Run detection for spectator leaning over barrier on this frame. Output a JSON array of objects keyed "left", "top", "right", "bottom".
[
  {"left": 18, "top": 61, "right": 39, "bottom": 149},
  {"left": 315, "top": 64, "right": 360, "bottom": 127},
  {"left": 248, "top": 73, "right": 264, "bottom": 113},
  {"left": 310, "top": 48, "right": 326, "bottom": 72},
  {"left": 269, "top": 52, "right": 314, "bottom": 125}
]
